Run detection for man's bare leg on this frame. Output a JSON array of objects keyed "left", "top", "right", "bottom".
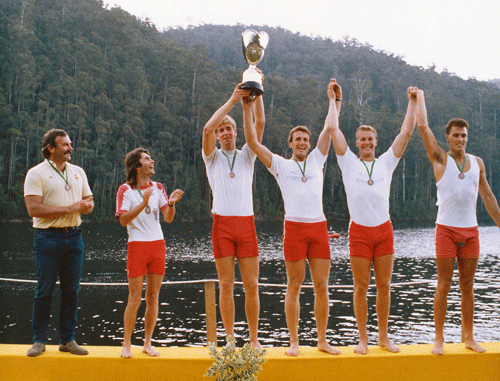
[
  {"left": 284, "top": 259, "right": 305, "bottom": 356},
  {"left": 121, "top": 276, "right": 143, "bottom": 358},
  {"left": 373, "top": 254, "right": 399, "bottom": 353},
  {"left": 432, "top": 257, "right": 455, "bottom": 355},
  {"left": 350, "top": 256, "right": 371, "bottom": 354},
  {"left": 239, "top": 256, "right": 261, "bottom": 348},
  {"left": 309, "top": 258, "right": 340, "bottom": 355},
  {"left": 457, "top": 257, "right": 485, "bottom": 353},
  {"left": 142, "top": 273, "right": 163, "bottom": 356},
  {"left": 215, "top": 256, "right": 236, "bottom": 339}
]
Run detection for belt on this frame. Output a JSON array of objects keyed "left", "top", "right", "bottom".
[{"left": 37, "top": 227, "right": 79, "bottom": 232}]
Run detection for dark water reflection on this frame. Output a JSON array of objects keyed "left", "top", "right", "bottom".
[{"left": 1, "top": 221, "right": 499, "bottom": 348}]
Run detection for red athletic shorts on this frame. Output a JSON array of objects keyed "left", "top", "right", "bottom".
[
  {"left": 283, "top": 220, "right": 331, "bottom": 261},
  {"left": 435, "top": 224, "right": 480, "bottom": 259},
  {"left": 212, "top": 215, "right": 259, "bottom": 258},
  {"left": 127, "top": 239, "right": 166, "bottom": 278},
  {"left": 348, "top": 220, "right": 394, "bottom": 260}
]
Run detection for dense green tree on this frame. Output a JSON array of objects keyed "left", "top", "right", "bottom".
[{"left": 1, "top": 0, "right": 499, "bottom": 225}]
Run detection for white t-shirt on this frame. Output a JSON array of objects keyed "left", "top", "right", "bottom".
[
  {"left": 115, "top": 182, "right": 169, "bottom": 242},
  {"left": 337, "top": 147, "right": 399, "bottom": 227},
  {"left": 268, "top": 147, "right": 327, "bottom": 223},
  {"left": 436, "top": 154, "right": 479, "bottom": 228},
  {"left": 202, "top": 144, "right": 256, "bottom": 216},
  {"left": 24, "top": 160, "right": 93, "bottom": 228}
]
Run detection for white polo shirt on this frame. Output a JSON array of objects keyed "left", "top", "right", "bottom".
[
  {"left": 202, "top": 144, "right": 256, "bottom": 216},
  {"left": 337, "top": 147, "right": 399, "bottom": 227},
  {"left": 24, "top": 160, "right": 93, "bottom": 228},
  {"left": 115, "top": 182, "right": 169, "bottom": 242},
  {"left": 268, "top": 147, "right": 327, "bottom": 223}
]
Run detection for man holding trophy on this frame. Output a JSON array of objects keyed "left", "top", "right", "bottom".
[
  {"left": 202, "top": 77, "right": 265, "bottom": 347},
  {"left": 243, "top": 77, "right": 342, "bottom": 356}
]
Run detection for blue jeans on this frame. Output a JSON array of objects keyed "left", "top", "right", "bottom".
[{"left": 32, "top": 228, "right": 84, "bottom": 344}]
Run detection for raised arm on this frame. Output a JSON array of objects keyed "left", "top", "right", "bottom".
[
  {"left": 242, "top": 95, "right": 273, "bottom": 168},
  {"left": 477, "top": 157, "right": 500, "bottom": 228},
  {"left": 391, "top": 87, "right": 418, "bottom": 158},
  {"left": 415, "top": 90, "right": 447, "bottom": 180},
  {"left": 326, "top": 79, "right": 348, "bottom": 156},
  {"left": 202, "top": 83, "right": 250, "bottom": 156},
  {"left": 253, "top": 94, "right": 265, "bottom": 143}
]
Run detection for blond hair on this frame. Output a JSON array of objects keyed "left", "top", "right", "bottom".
[{"left": 356, "top": 125, "right": 377, "bottom": 140}]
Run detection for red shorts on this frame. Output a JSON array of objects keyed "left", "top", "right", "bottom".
[
  {"left": 127, "top": 240, "right": 166, "bottom": 278},
  {"left": 212, "top": 215, "right": 259, "bottom": 259},
  {"left": 435, "top": 224, "right": 480, "bottom": 259},
  {"left": 283, "top": 220, "right": 331, "bottom": 261},
  {"left": 348, "top": 220, "right": 394, "bottom": 260}
]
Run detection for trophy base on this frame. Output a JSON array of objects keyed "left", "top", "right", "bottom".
[{"left": 241, "top": 81, "right": 263, "bottom": 96}]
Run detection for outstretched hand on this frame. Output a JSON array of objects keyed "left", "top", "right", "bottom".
[
  {"left": 407, "top": 86, "right": 419, "bottom": 101},
  {"left": 168, "top": 189, "right": 184, "bottom": 205},
  {"left": 328, "top": 78, "right": 342, "bottom": 100}
]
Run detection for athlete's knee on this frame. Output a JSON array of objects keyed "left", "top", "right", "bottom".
[
  {"left": 437, "top": 277, "right": 453, "bottom": 293},
  {"left": 459, "top": 277, "right": 474, "bottom": 295}
]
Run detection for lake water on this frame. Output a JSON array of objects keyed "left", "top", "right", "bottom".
[{"left": 1, "top": 221, "right": 499, "bottom": 348}]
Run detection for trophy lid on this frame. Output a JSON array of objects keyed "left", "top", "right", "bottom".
[{"left": 242, "top": 29, "right": 269, "bottom": 65}]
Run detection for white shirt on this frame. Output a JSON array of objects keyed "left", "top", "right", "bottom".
[
  {"left": 337, "top": 147, "right": 399, "bottom": 227},
  {"left": 202, "top": 144, "right": 256, "bottom": 216},
  {"left": 24, "top": 160, "right": 93, "bottom": 228},
  {"left": 115, "top": 182, "right": 169, "bottom": 242},
  {"left": 268, "top": 147, "right": 327, "bottom": 223},
  {"left": 436, "top": 154, "right": 479, "bottom": 228}
]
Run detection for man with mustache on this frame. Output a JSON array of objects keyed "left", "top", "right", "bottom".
[{"left": 24, "top": 129, "right": 94, "bottom": 357}]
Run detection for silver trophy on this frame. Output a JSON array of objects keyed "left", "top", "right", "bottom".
[{"left": 241, "top": 29, "right": 269, "bottom": 96}]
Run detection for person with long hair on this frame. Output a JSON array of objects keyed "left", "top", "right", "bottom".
[{"left": 115, "top": 147, "right": 183, "bottom": 358}]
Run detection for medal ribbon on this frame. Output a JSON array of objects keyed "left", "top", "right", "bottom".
[
  {"left": 360, "top": 159, "right": 375, "bottom": 182},
  {"left": 222, "top": 150, "right": 237, "bottom": 174},
  {"left": 449, "top": 153, "right": 466, "bottom": 174},
  {"left": 293, "top": 158, "right": 307, "bottom": 178},
  {"left": 136, "top": 185, "right": 150, "bottom": 209},
  {"left": 47, "top": 159, "right": 69, "bottom": 187}
]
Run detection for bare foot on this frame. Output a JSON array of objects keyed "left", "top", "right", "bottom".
[
  {"left": 465, "top": 340, "right": 486, "bottom": 353},
  {"left": 142, "top": 344, "right": 160, "bottom": 357},
  {"left": 354, "top": 340, "right": 368, "bottom": 355},
  {"left": 285, "top": 342, "right": 299, "bottom": 356},
  {"left": 432, "top": 341, "right": 444, "bottom": 356},
  {"left": 250, "top": 339, "right": 262, "bottom": 349},
  {"left": 121, "top": 345, "right": 132, "bottom": 358},
  {"left": 317, "top": 341, "right": 341, "bottom": 355},
  {"left": 379, "top": 337, "right": 400, "bottom": 353}
]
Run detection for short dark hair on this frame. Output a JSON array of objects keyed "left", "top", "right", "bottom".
[
  {"left": 41, "top": 129, "right": 68, "bottom": 159},
  {"left": 288, "top": 126, "right": 311, "bottom": 143},
  {"left": 446, "top": 118, "right": 468, "bottom": 134},
  {"left": 125, "top": 147, "right": 150, "bottom": 187}
]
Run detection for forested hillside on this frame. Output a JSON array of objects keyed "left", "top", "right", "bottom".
[{"left": 1, "top": 0, "right": 500, "bottom": 224}]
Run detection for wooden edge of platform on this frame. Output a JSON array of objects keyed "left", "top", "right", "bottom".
[{"left": 1, "top": 342, "right": 500, "bottom": 381}]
